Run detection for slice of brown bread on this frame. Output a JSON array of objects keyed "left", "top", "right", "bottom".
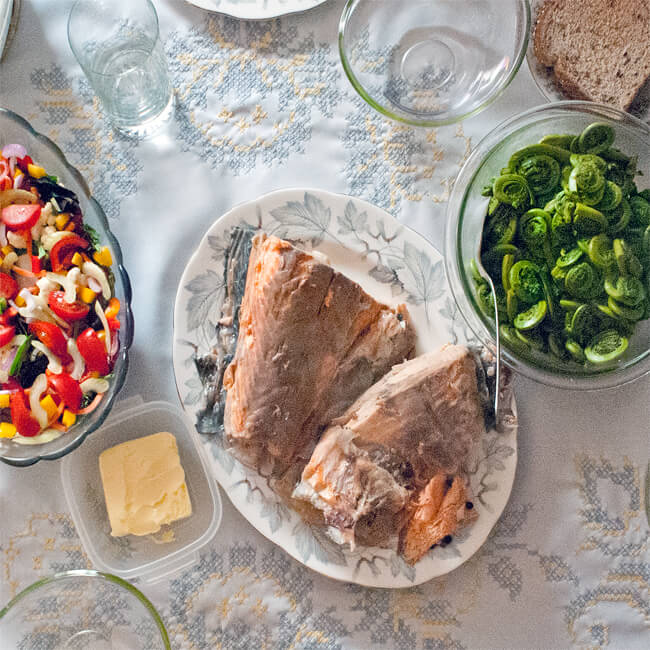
[{"left": 533, "top": 0, "right": 650, "bottom": 110}]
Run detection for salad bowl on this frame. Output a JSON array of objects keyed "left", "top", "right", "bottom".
[{"left": 0, "top": 108, "right": 133, "bottom": 465}]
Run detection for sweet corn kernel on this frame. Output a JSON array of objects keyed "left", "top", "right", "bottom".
[
  {"left": 71, "top": 252, "right": 84, "bottom": 267},
  {"left": 62, "top": 410, "right": 76, "bottom": 429},
  {"left": 0, "top": 393, "right": 10, "bottom": 408},
  {"left": 27, "top": 163, "right": 47, "bottom": 179},
  {"left": 1, "top": 245, "right": 13, "bottom": 256},
  {"left": 55, "top": 213, "right": 70, "bottom": 230},
  {"left": 14, "top": 295, "right": 26, "bottom": 307},
  {"left": 78, "top": 286, "right": 96, "bottom": 304},
  {"left": 40, "top": 394, "right": 59, "bottom": 421},
  {"left": 0, "top": 422, "right": 16, "bottom": 438},
  {"left": 93, "top": 246, "right": 113, "bottom": 267}
]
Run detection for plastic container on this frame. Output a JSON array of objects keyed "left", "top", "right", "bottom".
[{"left": 61, "top": 397, "right": 221, "bottom": 583}]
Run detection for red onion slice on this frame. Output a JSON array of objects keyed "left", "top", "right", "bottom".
[
  {"left": 2, "top": 144, "right": 27, "bottom": 159},
  {"left": 87, "top": 276, "right": 102, "bottom": 293}
]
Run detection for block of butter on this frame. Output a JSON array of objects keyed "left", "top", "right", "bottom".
[{"left": 99, "top": 432, "right": 192, "bottom": 537}]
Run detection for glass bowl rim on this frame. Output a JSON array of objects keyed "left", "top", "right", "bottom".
[
  {"left": 0, "top": 107, "right": 134, "bottom": 465},
  {"left": 444, "top": 100, "right": 650, "bottom": 390},
  {"left": 338, "top": 0, "right": 532, "bottom": 127},
  {"left": 0, "top": 569, "right": 171, "bottom": 648}
]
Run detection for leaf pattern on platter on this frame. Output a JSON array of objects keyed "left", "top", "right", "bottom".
[
  {"left": 293, "top": 519, "right": 347, "bottom": 566},
  {"left": 260, "top": 499, "right": 292, "bottom": 534},
  {"left": 207, "top": 232, "right": 232, "bottom": 264},
  {"left": 269, "top": 192, "right": 332, "bottom": 245},
  {"left": 183, "top": 376, "right": 204, "bottom": 407},
  {"left": 184, "top": 269, "right": 225, "bottom": 341},
  {"left": 390, "top": 553, "right": 417, "bottom": 583},
  {"left": 208, "top": 432, "right": 235, "bottom": 473},
  {"left": 337, "top": 200, "right": 368, "bottom": 236},
  {"left": 400, "top": 241, "right": 445, "bottom": 309},
  {"left": 368, "top": 263, "right": 399, "bottom": 285}
]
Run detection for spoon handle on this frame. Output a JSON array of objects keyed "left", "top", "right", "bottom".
[{"left": 484, "top": 273, "right": 501, "bottom": 427}]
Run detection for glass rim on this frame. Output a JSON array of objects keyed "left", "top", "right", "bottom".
[
  {"left": 445, "top": 100, "right": 650, "bottom": 391},
  {"left": 338, "top": 0, "right": 531, "bottom": 128},
  {"left": 67, "top": 0, "right": 161, "bottom": 77},
  {"left": 0, "top": 569, "right": 171, "bottom": 649}
]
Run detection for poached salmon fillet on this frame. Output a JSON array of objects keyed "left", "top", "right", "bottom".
[
  {"left": 223, "top": 233, "right": 415, "bottom": 479},
  {"left": 292, "top": 344, "right": 485, "bottom": 558}
]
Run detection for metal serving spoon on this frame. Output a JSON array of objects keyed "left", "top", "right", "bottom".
[{"left": 476, "top": 229, "right": 502, "bottom": 428}]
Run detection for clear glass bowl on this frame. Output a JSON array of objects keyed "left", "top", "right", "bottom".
[
  {"left": 0, "top": 570, "right": 170, "bottom": 649},
  {"left": 0, "top": 108, "right": 134, "bottom": 465},
  {"left": 339, "top": 0, "right": 530, "bottom": 127},
  {"left": 526, "top": 0, "right": 650, "bottom": 124},
  {"left": 445, "top": 101, "right": 650, "bottom": 390}
]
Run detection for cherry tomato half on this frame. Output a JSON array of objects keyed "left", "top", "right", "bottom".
[
  {"left": 0, "top": 272, "right": 18, "bottom": 300},
  {"left": 47, "top": 372, "right": 82, "bottom": 412},
  {"left": 47, "top": 291, "right": 90, "bottom": 322},
  {"left": 76, "top": 328, "right": 109, "bottom": 375},
  {"left": 1, "top": 204, "right": 41, "bottom": 231},
  {"left": 50, "top": 234, "right": 89, "bottom": 273},
  {"left": 0, "top": 306, "right": 18, "bottom": 326},
  {"left": 1, "top": 377, "right": 22, "bottom": 392},
  {"left": 10, "top": 389, "right": 41, "bottom": 437},
  {"left": 0, "top": 160, "right": 10, "bottom": 191},
  {"left": 0, "top": 324, "right": 15, "bottom": 348},
  {"left": 28, "top": 320, "right": 72, "bottom": 363},
  {"left": 16, "top": 155, "right": 33, "bottom": 173}
]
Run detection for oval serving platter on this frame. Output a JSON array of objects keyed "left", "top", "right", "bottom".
[{"left": 172, "top": 188, "right": 517, "bottom": 587}]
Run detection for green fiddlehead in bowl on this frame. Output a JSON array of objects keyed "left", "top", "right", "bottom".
[
  {"left": 577, "top": 122, "right": 615, "bottom": 155},
  {"left": 565, "top": 262, "right": 599, "bottom": 300},
  {"left": 630, "top": 195, "right": 650, "bottom": 227},
  {"left": 493, "top": 173, "right": 532, "bottom": 210},
  {"left": 511, "top": 153, "right": 561, "bottom": 197},
  {"left": 569, "top": 158, "right": 606, "bottom": 205},
  {"left": 474, "top": 121, "right": 649, "bottom": 368}
]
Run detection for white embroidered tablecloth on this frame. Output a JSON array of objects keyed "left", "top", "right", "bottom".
[{"left": 0, "top": 1, "right": 648, "bottom": 648}]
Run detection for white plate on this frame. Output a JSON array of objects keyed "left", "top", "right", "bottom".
[
  {"left": 184, "top": 0, "right": 328, "bottom": 20},
  {"left": 172, "top": 188, "right": 518, "bottom": 587}
]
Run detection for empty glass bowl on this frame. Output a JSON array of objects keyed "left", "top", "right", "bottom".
[
  {"left": 339, "top": 0, "right": 530, "bottom": 126},
  {"left": 0, "top": 570, "right": 170, "bottom": 649},
  {"left": 445, "top": 101, "right": 650, "bottom": 390}
]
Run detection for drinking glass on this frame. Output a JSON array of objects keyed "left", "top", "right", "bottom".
[{"left": 67, "top": 0, "right": 174, "bottom": 138}]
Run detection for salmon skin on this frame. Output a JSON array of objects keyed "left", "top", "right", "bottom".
[
  {"left": 292, "top": 344, "right": 486, "bottom": 555},
  {"left": 223, "top": 233, "right": 416, "bottom": 479},
  {"left": 193, "top": 226, "right": 256, "bottom": 434}
]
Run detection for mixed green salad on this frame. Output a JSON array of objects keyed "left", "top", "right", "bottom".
[
  {"left": 0, "top": 144, "right": 120, "bottom": 443},
  {"left": 476, "top": 122, "right": 650, "bottom": 367}
]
